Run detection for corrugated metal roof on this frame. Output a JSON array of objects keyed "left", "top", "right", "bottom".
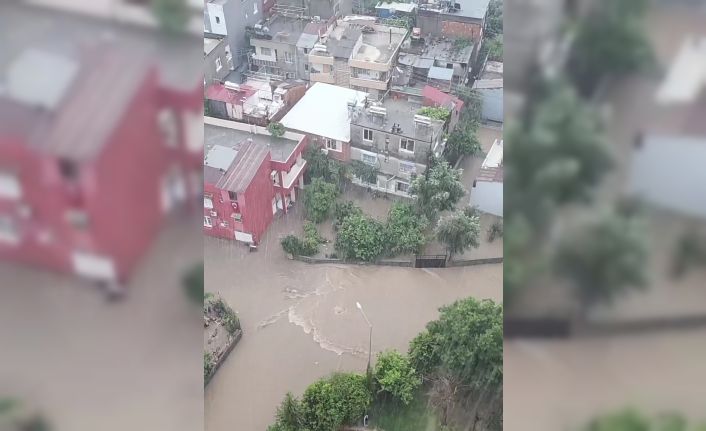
[
  {"left": 428, "top": 66, "right": 453, "bottom": 81},
  {"left": 29, "top": 48, "right": 150, "bottom": 162},
  {"left": 217, "top": 140, "right": 270, "bottom": 193}
]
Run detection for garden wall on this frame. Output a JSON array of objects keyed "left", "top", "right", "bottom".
[{"left": 205, "top": 329, "right": 242, "bottom": 386}]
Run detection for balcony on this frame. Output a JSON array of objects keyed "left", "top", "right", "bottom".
[
  {"left": 278, "top": 160, "right": 307, "bottom": 190},
  {"left": 349, "top": 76, "right": 389, "bottom": 91}
]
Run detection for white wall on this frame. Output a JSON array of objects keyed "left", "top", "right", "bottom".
[
  {"left": 470, "top": 181, "right": 503, "bottom": 217},
  {"left": 206, "top": 3, "right": 228, "bottom": 35}
]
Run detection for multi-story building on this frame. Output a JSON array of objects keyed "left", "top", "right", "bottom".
[
  {"left": 0, "top": 48, "right": 202, "bottom": 284},
  {"left": 205, "top": 35, "right": 233, "bottom": 85},
  {"left": 205, "top": 0, "right": 262, "bottom": 79},
  {"left": 396, "top": 37, "right": 475, "bottom": 89},
  {"left": 247, "top": 14, "right": 312, "bottom": 80},
  {"left": 417, "top": 0, "right": 491, "bottom": 41},
  {"left": 348, "top": 97, "right": 446, "bottom": 196},
  {"left": 308, "top": 19, "right": 408, "bottom": 99},
  {"left": 203, "top": 118, "right": 308, "bottom": 243}
]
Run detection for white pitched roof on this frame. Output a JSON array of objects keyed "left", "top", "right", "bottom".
[
  {"left": 629, "top": 134, "right": 706, "bottom": 218},
  {"left": 656, "top": 37, "right": 706, "bottom": 105},
  {"left": 280, "top": 83, "right": 368, "bottom": 143}
]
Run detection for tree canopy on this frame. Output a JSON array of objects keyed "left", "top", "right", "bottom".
[
  {"left": 410, "top": 158, "right": 465, "bottom": 220},
  {"left": 436, "top": 210, "right": 481, "bottom": 258},
  {"left": 374, "top": 350, "right": 421, "bottom": 405},
  {"left": 303, "top": 178, "right": 339, "bottom": 223}
]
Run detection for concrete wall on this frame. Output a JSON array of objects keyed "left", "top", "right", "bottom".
[
  {"left": 349, "top": 123, "right": 435, "bottom": 166},
  {"left": 205, "top": 39, "right": 232, "bottom": 85},
  {"left": 470, "top": 180, "right": 503, "bottom": 217},
  {"left": 479, "top": 87, "right": 503, "bottom": 123}
]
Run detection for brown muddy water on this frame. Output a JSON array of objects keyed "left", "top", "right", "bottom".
[{"left": 204, "top": 235, "right": 502, "bottom": 431}]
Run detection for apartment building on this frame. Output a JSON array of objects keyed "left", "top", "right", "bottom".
[
  {"left": 203, "top": 119, "right": 308, "bottom": 243},
  {"left": 417, "top": 0, "right": 491, "bottom": 41},
  {"left": 348, "top": 97, "right": 446, "bottom": 196},
  {"left": 247, "top": 15, "right": 312, "bottom": 80},
  {"left": 308, "top": 18, "right": 409, "bottom": 99},
  {"left": 205, "top": 0, "right": 262, "bottom": 77},
  {"left": 205, "top": 35, "right": 233, "bottom": 85}
]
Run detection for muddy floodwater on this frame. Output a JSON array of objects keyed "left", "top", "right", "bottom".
[{"left": 204, "top": 235, "right": 502, "bottom": 431}]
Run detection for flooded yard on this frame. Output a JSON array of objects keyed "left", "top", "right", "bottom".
[{"left": 203, "top": 210, "right": 502, "bottom": 431}]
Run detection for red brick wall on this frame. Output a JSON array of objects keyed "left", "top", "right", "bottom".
[{"left": 441, "top": 20, "right": 482, "bottom": 40}]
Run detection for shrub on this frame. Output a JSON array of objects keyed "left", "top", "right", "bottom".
[
  {"left": 280, "top": 224, "right": 323, "bottom": 257},
  {"left": 386, "top": 203, "right": 429, "bottom": 255},
  {"left": 418, "top": 106, "right": 451, "bottom": 122},
  {"left": 488, "top": 221, "right": 504, "bottom": 242},
  {"left": 436, "top": 211, "right": 481, "bottom": 258},
  {"left": 335, "top": 213, "right": 386, "bottom": 261},
  {"left": 281, "top": 235, "right": 302, "bottom": 256},
  {"left": 269, "top": 393, "right": 304, "bottom": 431},
  {"left": 303, "top": 178, "right": 339, "bottom": 223},
  {"left": 408, "top": 330, "right": 440, "bottom": 378},
  {"left": 267, "top": 122, "right": 286, "bottom": 137},
  {"left": 374, "top": 351, "right": 421, "bottom": 405},
  {"left": 333, "top": 201, "right": 363, "bottom": 231},
  {"left": 204, "top": 352, "right": 214, "bottom": 379},
  {"left": 300, "top": 373, "right": 372, "bottom": 431},
  {"left": 183, "top": 264, "right": 204, "bottom": 305},
  {"left": 350, "top": 160, "right": 379, "bottom": 184},
  {"left": 205, "top": 296, "right": 240, "bottom": 335}
]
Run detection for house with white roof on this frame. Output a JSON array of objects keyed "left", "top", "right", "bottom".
[
  {"left": 279, "top": 82, "right": 369, "bottom": 162},
  {"left": 470, "top": 138, "right": 503, "bottom": 217}
]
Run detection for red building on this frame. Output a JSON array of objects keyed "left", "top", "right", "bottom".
[
  {"left": 0, "top": 47, "right": 202, "bottom": 284},
  {"left": 203, "top": 118, "right": 308, "bottom": 244}
]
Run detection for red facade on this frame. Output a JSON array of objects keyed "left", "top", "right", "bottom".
[{"left": 0, "top": 54, "right": 202, "bottom": 283}]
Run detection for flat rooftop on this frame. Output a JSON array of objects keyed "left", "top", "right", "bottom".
[
  {"left": 0, "top": 3, "right": 201, "bottom": 91},
  {"left": 352, "top": 98, "right": 445, "bottom": 143},
  {"left": 420, "top": 38, "right": 475, "bottom": 65},
  {"left": 254, "top": 15, "right": 309, "bottom": 45},
  {"left": 349, "top": 23, "right": 407, "bottom": 64},
  {"left": 418, "top": 0, "right": 491, "bottom": 20},
  {"left": 205, "top": 123, "right": 299, "bottom": 163}
]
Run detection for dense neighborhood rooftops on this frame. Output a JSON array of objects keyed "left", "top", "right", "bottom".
[
  {"left": 351, "top": 97, "right": 445, "bottom": 142},
  {"left": 280, "top": 83, "right": 369, "bottom": 142},
  {"left": 0, "top": 3, "right": 200, "bottom": 92},
  {"left": 428, "top": 66, "right": 454, "bottom": 81},
  {"left": 206, "top": 83, "right": 258, "bottom": 105},
  {"left": 422, "top": 85, "right": 464, "bottom": 111},
  {"left": 350, "top": 23, "right": 408, "bottom": 64},
  {"left": 326, "top": 26, "right": 363, "bottom": 59}
]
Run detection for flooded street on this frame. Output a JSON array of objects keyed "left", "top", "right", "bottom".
[
  {"left": 204, "top": 231, "right": 502, "bottom": 431},
  {"left": 505, "top": 329, "right": 706, "bottom": 430},
  {"left": 0, "top": 217, "right": 204, "bottom": 431}
]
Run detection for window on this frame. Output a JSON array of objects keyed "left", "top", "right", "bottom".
[
  {"left": 158, "top": 109, "right": 179, "bottom": 148},
  {"left": 0, "top": 171, "right": 21, "bottom": 200},
  {"left": 204, "top": 216, "right": 212, "bottom": 228},
  {"left": 260, "top": 47, "right": 272, "bottom": 56},
  {"left": 363, "top": 129, "right": 373, "bottom": 142},
  {"left": 361, "top": 153, "right": 376, "bottom": 165},
  {"left": 399, "top": 162, "right": 416, "bottom": 175},
  {"left": 58, "top": 159, "right": 78, "bottom": 181},
  {"left": 304, "top": 48, "right": 309, "bottom": 54},
  {"left": 228, "top": 191, "right": 237, "bottom": 201},
  {"left": 400, "top": 138, "right": 415, "bottom": 153},
  {"left": 204, "top": 196, "right": 214, "bottom": 209},
  {"left": 325, "top": 139, "right": 340, "bottom": 152},
  {"left": 284, "top": 51, "right": 294, "bottom": 63},
  {"left": 0, "top": 215, "right": 19, "bottom": 245},
  {"left": 396, "top": 181, "right": 410, "bottom": 193},
  {"left": 215, "top": 57, "right": 222, "bottom": 71},
  {"left": 304, "top": 64, "right": 309, "bottom": 71},
  {"left": 215, "top": 16, "right": 220, "bottom": 24},
  {"left": 286, "top": 72, "right": 295, "bottom": 79}
]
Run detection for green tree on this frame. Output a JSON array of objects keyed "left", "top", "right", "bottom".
[
  {"left": 503, "top": 216, "right": 544, "bottom": 303},
  {"left": 410, "top": 159, "right": 465, "bottom": 220},
  {"left": 444, "top": 126, "right": 482, "bottom": 166},
  {"left": 486, "top": 35, "right": 503, "bottom": 62},
  {"left": 484, "top": 0, "right": 503, "bottom": 39},
  {"left": 268, "top": 393, "right": 304, "bottom": 431},
  {"left": 556, "top": 211, "right": 648, "bottom": 312},
  {"left": 335, "top": 213, "right": 386, "bottom": 261},
  {"left": 568, "top": 0, "right": 654, "bottom": 95},
  {"left": 386, "top": 203, "right": 429, "bottom": 255},
  {"left": 374, "top": 351, "right": 421, "bottom": 405},
  {"left": 436, "top": 211, "right": 480, "bottom": 258},
  {"left": 267, "top": 122, "right": 286, "bottom": 138},
  {"left": 151, "top": 0, "right": 189, "bottom": 34},
  {"left": 300, "top": 373, "right": 372, "bottom": 431},
  {"left": 408, "top": 329, "right": 440, "bottom": 377},
  {"left": 182, "top": 263, "right": 203, "bottom": 305},
  {"left": 303, "top": 178, "right": 339, "bottom": 223},
  {"left": 505, "top": 82, "right": 611, "bottom": 230},
  {"left": 350, "top": 160, "right": 379, "bottom": 184}
]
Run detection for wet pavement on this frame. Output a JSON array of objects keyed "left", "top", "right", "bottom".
[
  {"left": 203, "top": 208, "right": 503, "bottom": 431},
  {"left": 0, "top": 215, "right": 204, "bottom": 431}
]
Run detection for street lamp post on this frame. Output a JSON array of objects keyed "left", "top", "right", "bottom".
[{"left": 356, "top": 301, "right": 373, "bottom": 372}]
